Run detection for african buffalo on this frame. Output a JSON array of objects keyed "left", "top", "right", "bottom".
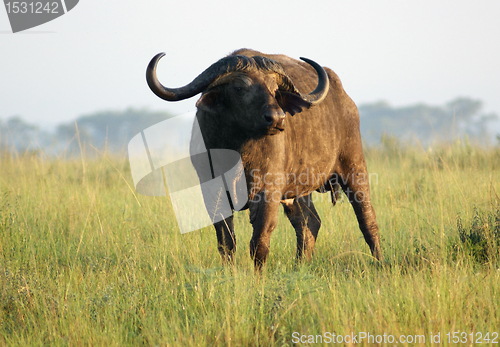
[{"left": 146, "top": 48, "right": 382, "bottom": 269}]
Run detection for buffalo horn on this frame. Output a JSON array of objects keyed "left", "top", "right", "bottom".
[{"left": 146, "top": 52, "right": 329, "bottom": 105}]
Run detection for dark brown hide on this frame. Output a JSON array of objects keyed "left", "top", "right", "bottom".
[{"left": 147, "top": 49, "right": 382, "bottom": 269}]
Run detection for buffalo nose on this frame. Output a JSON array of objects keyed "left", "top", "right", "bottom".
[
  {"left": 263, "top": 108, "right": 285, "bottom": 127},
  {"left": 263, "top": 113, "right": 275, "bottom": 126}
]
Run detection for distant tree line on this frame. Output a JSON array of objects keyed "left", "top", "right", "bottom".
[
  {"left": 359, "top": 97, "right": 499, "bottom": 145},
  {"left": 1, "top": 98, "right": 499, "bottom": 155},
  {"left": 54, "top": 108, "right": 175, "bottom": 154},
  {"left": 0, "top": 108, "right": 174, "bottom": 156}
]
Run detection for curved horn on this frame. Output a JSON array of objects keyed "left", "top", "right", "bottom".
[
  {"left": 253, "top": 55, "right": 329, "bottom": 106},
  {"left": 146, "top": 53, "right": 257, "bottom": 102},
  {"left": 298, "top": 57, "right": 329, "bottom": 105}
]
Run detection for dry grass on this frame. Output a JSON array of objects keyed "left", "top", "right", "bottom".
[{"left": 1, "top": 142, "right": 499, "bottom": 346}]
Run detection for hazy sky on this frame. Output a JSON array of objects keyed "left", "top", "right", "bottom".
[{"left": 1, "top": 0, "right": 499, "bottom": 129}]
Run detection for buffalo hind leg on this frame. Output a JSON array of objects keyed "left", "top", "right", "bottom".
[
  {"left": 338, "top": 168, "right": 383, "bottom": 261},
  {"left": 282, "top": 194, "right": 321, "bottom": 262},
  {"left": 214, "top": 215, "right": 236, "bottom": 264}
]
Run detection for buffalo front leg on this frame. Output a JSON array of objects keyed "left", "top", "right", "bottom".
[
  {"left": 282, "top": 194, "right": 321, "bottom": 262},
  {"left": 214, "top": 215, "right": 236, "bottom": 264},
  {"left": 249, "top": 192, "right": 281, "bottom": 270},
  {"left": 339, "top": 168, "right": 383, "bottom": 261}
]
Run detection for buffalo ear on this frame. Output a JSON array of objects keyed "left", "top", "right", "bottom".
[
  {"left": 196, "top": 90, "right": 222, "bottom": 113},
  {"left": 275, "top": 91, "right": 311, "bottom": 116}
]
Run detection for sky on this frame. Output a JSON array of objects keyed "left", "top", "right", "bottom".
[{"left": 1, "top": 0, "right": 500, "bottom": 131}]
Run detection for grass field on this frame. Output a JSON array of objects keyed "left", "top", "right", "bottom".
[{"left": 1, "top": 140, "right": 500, "bottom": 346}]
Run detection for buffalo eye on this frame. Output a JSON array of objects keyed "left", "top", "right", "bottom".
[{"left": 233, "top": 85, "right": 246, "bottom": 94}]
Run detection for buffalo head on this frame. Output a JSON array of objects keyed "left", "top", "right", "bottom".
[{"left": 146, "top": 53, "right": 329, "bottom": 136}]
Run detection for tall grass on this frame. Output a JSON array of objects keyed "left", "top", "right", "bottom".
[{"left": 1, "top": 142, "right": 499, "bottom": 346}]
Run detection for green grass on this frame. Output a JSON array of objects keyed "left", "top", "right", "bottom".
[{"left": 1, "top": 142, "right": 500, "bottom": 346}]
